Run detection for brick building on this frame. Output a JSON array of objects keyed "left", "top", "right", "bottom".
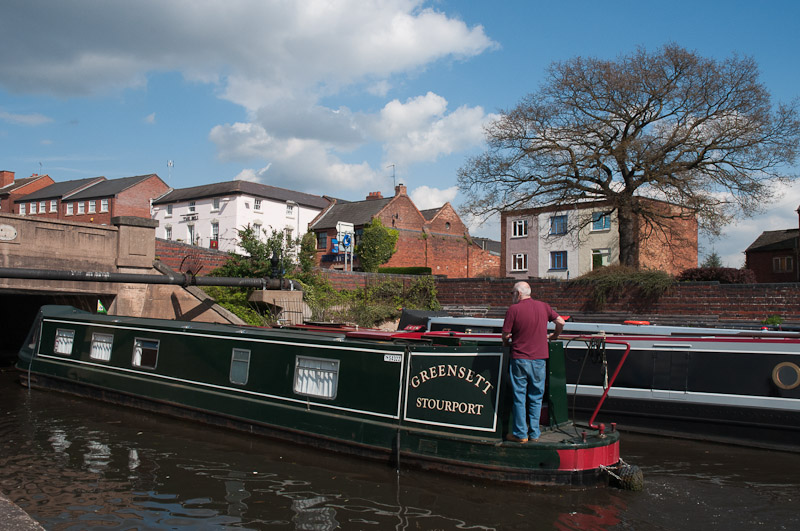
[
  {"left": 0, "top": 171, "right": 55, "bottom": 214},
  {"left": 13, "top": 174, "right": 168, "bottom": 225},
  {"left": 501, "top": 198, "right": 698, "bottom": 279},
  {"left": 310, "top": 184, "right": 500, "bottom": 278},
  {"left": 745, "top": 206, "right": 800, "bottom": 283}
]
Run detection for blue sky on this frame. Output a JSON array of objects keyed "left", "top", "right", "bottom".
[{"left": 1, "top": 1, "right": 799, "bottom": 267}]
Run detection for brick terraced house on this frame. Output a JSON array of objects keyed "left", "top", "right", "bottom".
[
  {"left": 0, "top": 171, "right": 54, "bottom": 214},
  {"left": 310, "top": 184, "right": 500, "bottom": 278}
]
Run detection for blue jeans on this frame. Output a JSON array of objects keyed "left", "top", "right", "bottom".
[{"left": 509, "top": 358, "right": 546, "bottom": 440}]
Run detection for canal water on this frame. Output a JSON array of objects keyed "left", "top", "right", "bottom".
[{"left": 1, "top": 367, "right": 798, "bottom": 531}]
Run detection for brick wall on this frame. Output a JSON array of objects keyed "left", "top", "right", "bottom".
[
  {"left": 320, "top": 269, "right": 424, "bottom": 290},
  {"left": 155, "top": 238, "right": 230, "bottom": 274},
  {"left": 435, "top": 277, "right": 800, "bottom": 322}
]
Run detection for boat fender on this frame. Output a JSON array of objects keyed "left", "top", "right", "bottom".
[
  {"left": 771, "top": 362, "right": 800, "bottom": 390},
  {"left": 604, "top": 459, "right": 644, "bottom": 491},
  {"left": 623, "top": 320, "right": 650, "bottom": 326}
]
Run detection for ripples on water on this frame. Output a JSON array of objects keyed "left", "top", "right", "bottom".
[{"left": 1, "top": 368, "right": 799, "bottom": 530}]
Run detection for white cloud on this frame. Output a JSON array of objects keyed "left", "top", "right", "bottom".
[
  {"left": 410, "top": 185, "right": 458, "bottom": 210},
  {"left": 0, "top": 109, "right": 53, "bottom": 126},
  {"left": 144, "top": 112, "right": 156, "bottom": 124},
  {"left": 368, "top": 92, "right": 496, "bottom": 166}
]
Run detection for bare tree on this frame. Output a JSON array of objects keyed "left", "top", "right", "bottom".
[{"left": 458, "top": 44, "right": 800, "bottom": 267}]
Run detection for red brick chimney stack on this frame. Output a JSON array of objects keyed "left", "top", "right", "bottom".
[
  {"left": 0, "top": 170, "right": 14, "bottom": 187},
  {"left": 366, "top": 191, "right": 383, "bottom": 200},
  {"left": 395, "top": 183, "right": 407, "bottom": 196}
]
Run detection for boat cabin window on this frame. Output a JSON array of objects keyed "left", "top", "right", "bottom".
[
  {"left": 54, "top": 329, "right": 75, "bottom": 355},
  {"left": 90, "top": 333, "right": 114, "bottom": 361},
  {"left": 132, "top": 338, "right": 159, "bottom": 369},
  {"left": 294, "top": 356, "right": 339, "bottom": 400},
  {"left": 230, "top": 348, "right": 251, "bottom": 385}
]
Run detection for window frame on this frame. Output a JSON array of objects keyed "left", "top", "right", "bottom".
[
  {"left": 229, "top": 348, "right": 251, "bottom": 385},
  {"left": 30, "top": 202, "right": 37, "bottom": 214},
  {"left": 65, "top": 203, "right": 73, "bottom": 215},
  {"left": 592, "top": 248, "right": 611, "bottom": 269},
  {"left": 591, "top": 212, "right": 611, "bottom": 231},
  {"left": 19, "top": 203, "right": 26, "bottom": 215},
  {"left": 550, "top": 215, "right": 567, "bottom": 235},
  {"left": 293, "top": 356, "right": 340, "bottom": 400},
  {"left": 90, "top": 333, "right": 114, "bottom": 361},
  {"left": 511, "top": 253, "right": 528, "bottom": 272},
  {"left": 50, "top": 199, "right": 57, "bottom": 213},
  {"left": 77, "top": 202, "right": 85, "bottom": 215},
  {"left": 317, "top": 232, "right": 327, "bottom": 250},
  {"left": 54, "top": 329, "right": 75, "bottom": 355},
  {"left": 550, "top": 250, "right": 568, "bottom": 270},
  {"left": 254, "top": 198, "right": 262, "bottom": 211},
  {"left": 100, "top": 198, "right": 109, "bottom": 213},
  {"left": 132, "top": 338, "right": 160, "bottom": 369},
  {"left": 88, "top": 200, "right": 96, "bottom": 214},
  {"left": 512, "top": 219, "right": 528, "bottom": 238}
]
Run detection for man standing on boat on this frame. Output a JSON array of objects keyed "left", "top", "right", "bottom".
[{"left": 502, "top": 281, "right": 565, "bottom": 443}]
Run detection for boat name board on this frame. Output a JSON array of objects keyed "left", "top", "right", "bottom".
[{"left": 404, "top": 351, "right": 502, "bottom": 432}]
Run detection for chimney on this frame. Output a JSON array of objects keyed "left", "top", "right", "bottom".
[
  {"left": 395, "top": 183, "right": 407, "bottom": 196},
  {"left": 0, "top": 171, "right": 14, "bottom": 187},
  {"left": 366, "top": 191, "right": 383, "bottom": 200}
]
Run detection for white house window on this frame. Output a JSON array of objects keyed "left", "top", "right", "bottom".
[
  {"left": 211, "top": 222, "right": 219, "bottom": 240},
  {"left": 230, "top": 349, "right": 251, "bottom": 385},
  {"left": 54, "top": 329, "right": 75, "bottom": 355},
  {"left": 165, "top": 204, "right": 172, "bottom": 216},
  {"left": 165, "top": 226, "right": 172, "bottom": 240},
  {"left": 50, "top": 200, "right": 57, "bottom": 212},
  {"left": 32, "top": 202, "right": 39, "bottom": 214},
  {"left": 294, "top": 356, "right": 339, "bottom": 399},
  {"left": 88, "top": 200, "right": 96, "bottom": 214},
  {"left": 77, "top": 202, "right": 85, "bottom": 215},
  {"left": 39, "top": 201, "right": 46, "bottom": 213},
  {"left": 286, "top": 203, "right": 295, "bottom": 217},
  {"left": 188, "top": 201, "right": 196, "bottom": 213},
  {"left": 254, "top": 199, "right": 262, "bottom": 211},
  {"left": 550, "top": 215, "right": 567, "bottom": 235},
  {"left": 66, "top": 203, "right": 73, "bottom": 215},
  {"left": 592, "top": 212, "right": 611, "bottom": 231},
  {"left": 19, "top": 204, "right": 26, "bottom": 215},
  {"left": 90, "top": 333, "right": 114, "bottom": 361},
  {"left": 512, "top": 219, "right": 528, "bottom": 238},
  {"left": 550, "top": 251, "right": 568, "bottom": 270},
  {"left": 511, "top": 253, "right": 528, "bottom": 272},
  {"left": 592, "top": 248, "right": 611, "bottom": 269},
  {"left": 253, "top": 223, "right": 262, "bottom": 238},
  {"left": 100, "top": 199, "right": 109, "bottom": 212},
  {"left": 132, "top": 338, "right": 159, "bottom": 369},
  {"left": 187, "top": 224, "right": 196, "bottom": 245},
  {"left": 212, "top": 198, "right": 220, "bottom": 210}
]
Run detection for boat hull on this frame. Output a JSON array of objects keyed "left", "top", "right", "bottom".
[{"left": 17, "top": 306, "right": 621, "bottom": 487}]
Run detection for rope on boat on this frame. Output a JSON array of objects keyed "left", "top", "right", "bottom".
[{"left": 601, "top": 458, "right": 644, "bottom": 491}]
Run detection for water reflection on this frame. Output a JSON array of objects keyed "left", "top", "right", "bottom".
[{"left": 2, "top": 368, "right": 800, "bottom": 530}]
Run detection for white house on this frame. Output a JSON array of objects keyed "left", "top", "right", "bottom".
[{"left": 151, "top": 180, "right": 331, "bottom": 254}]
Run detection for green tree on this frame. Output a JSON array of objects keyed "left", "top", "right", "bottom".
[
  {"left": 298, "top": 231, "right": 317, "bottom": 274},
  {"left": 700, "top": 251, "right": 723, "bottom": 268},
  {"left": 458, "top": 44, "right": 800, "bottom": 268},
  {"left": 355, "top": 218, "right": 398, "bottom": 272},
  {"left": 211, "top": 224, "right": 298, "bottom": 278}
]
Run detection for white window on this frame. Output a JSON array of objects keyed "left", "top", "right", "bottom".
[
  {"left": 54, "top": 329, "right": 75, "bottom": 355},
  {"left": 189, "top": 201, "right": 196, "bottom": 213},
  {"left": 511, "top": 253, "right": 528, "bottom": 272},
  {"left": 165, "top": 226, "right": 172, "bottom": 240},
  {"left": 77, "top": 202, "right": 85, "bottom": 215},
  {"left": 165, "top": 204, "right": 172, "bottom": 216},
  {"left": 30, "top": 202, "right": 36, "bottom": 214},
  {"left": 39, "top": 201, "right": 46, "bottom": 213},
  {"left": 66, "top": 203, "right": 73, "bottom": 215},
  {"left": 253, "top": 223, "right": 262, "bottom": 238},
  {"left": 132, "top": 338, "right": 159, "bottom": 369},
  {"left": 230, "top": 349, "right": 251, "bottom": 385},
  {"left": 294, "top": 356, "right": 339, "bottom": 399},
  {"left": 774, "top": 256, "right": 794, "bottom": 273},
  {"left": 211, "top": 222, "right": 219, "bottom": 240},
  {"left": 90, "top": 333, "right": 114, "bottom": 361},
  {"left": 88, "top": 200, "right": 96, "bottom": 214},
  {"left": 19, "top": 204, "right": 26, "bottom": 215},
  {"left": 512, "top": 219, "right": 528, "bottom": 238},
  {"left": 286, "top": 203, "right": 295, "bottom": 217},
  {"left": 212, "top": 198, "right": 220, "bottom": 210},
  {"left": 187, "top": 224, "right": 196, "bottom": 245},
  {"left": 254, "top": 199, "right": 262, "bottom": 211},
  {"left": 592, "top": 248, "right": 611, "bottom": 269},
  {"left": 50, "top": 200, "right": 57, "bottom": 212},
  {"left": 100, "top": 199, "right": 109, "bottom": 212}
]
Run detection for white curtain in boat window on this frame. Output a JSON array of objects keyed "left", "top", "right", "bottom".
[
  {"left": 294, "top": 357, "right": 339, "bottom": 399},
  {"left": 229, "top": 348, "right": 251, "bottom": 385},
  {"left": 90, "top": 333, "right": 114, "bottom": 361},
  {"left": 54, "top": 329, "right": 75, "bottom": 355},
  {"left": 132, "top": 338, "right": 159, "bottom": 368}
]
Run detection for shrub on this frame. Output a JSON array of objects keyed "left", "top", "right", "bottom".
[
  {"left": 676, "top": 267, "right": 756, "bottom": 284},
  {"left": 570, "top": 265, "right": 674, "bottom": 309}
]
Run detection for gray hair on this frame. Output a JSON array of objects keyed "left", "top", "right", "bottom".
[{"left": 513, "top": 281, "right": 531, "bottom": 297}]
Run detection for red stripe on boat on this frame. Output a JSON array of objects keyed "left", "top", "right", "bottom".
[{"left": 557, "top": 442, "right": 620, "bottom": 471}]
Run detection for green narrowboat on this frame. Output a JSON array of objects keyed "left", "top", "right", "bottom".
[{"left": 16, "top": 305, "right": 634, "bottom": 487}]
